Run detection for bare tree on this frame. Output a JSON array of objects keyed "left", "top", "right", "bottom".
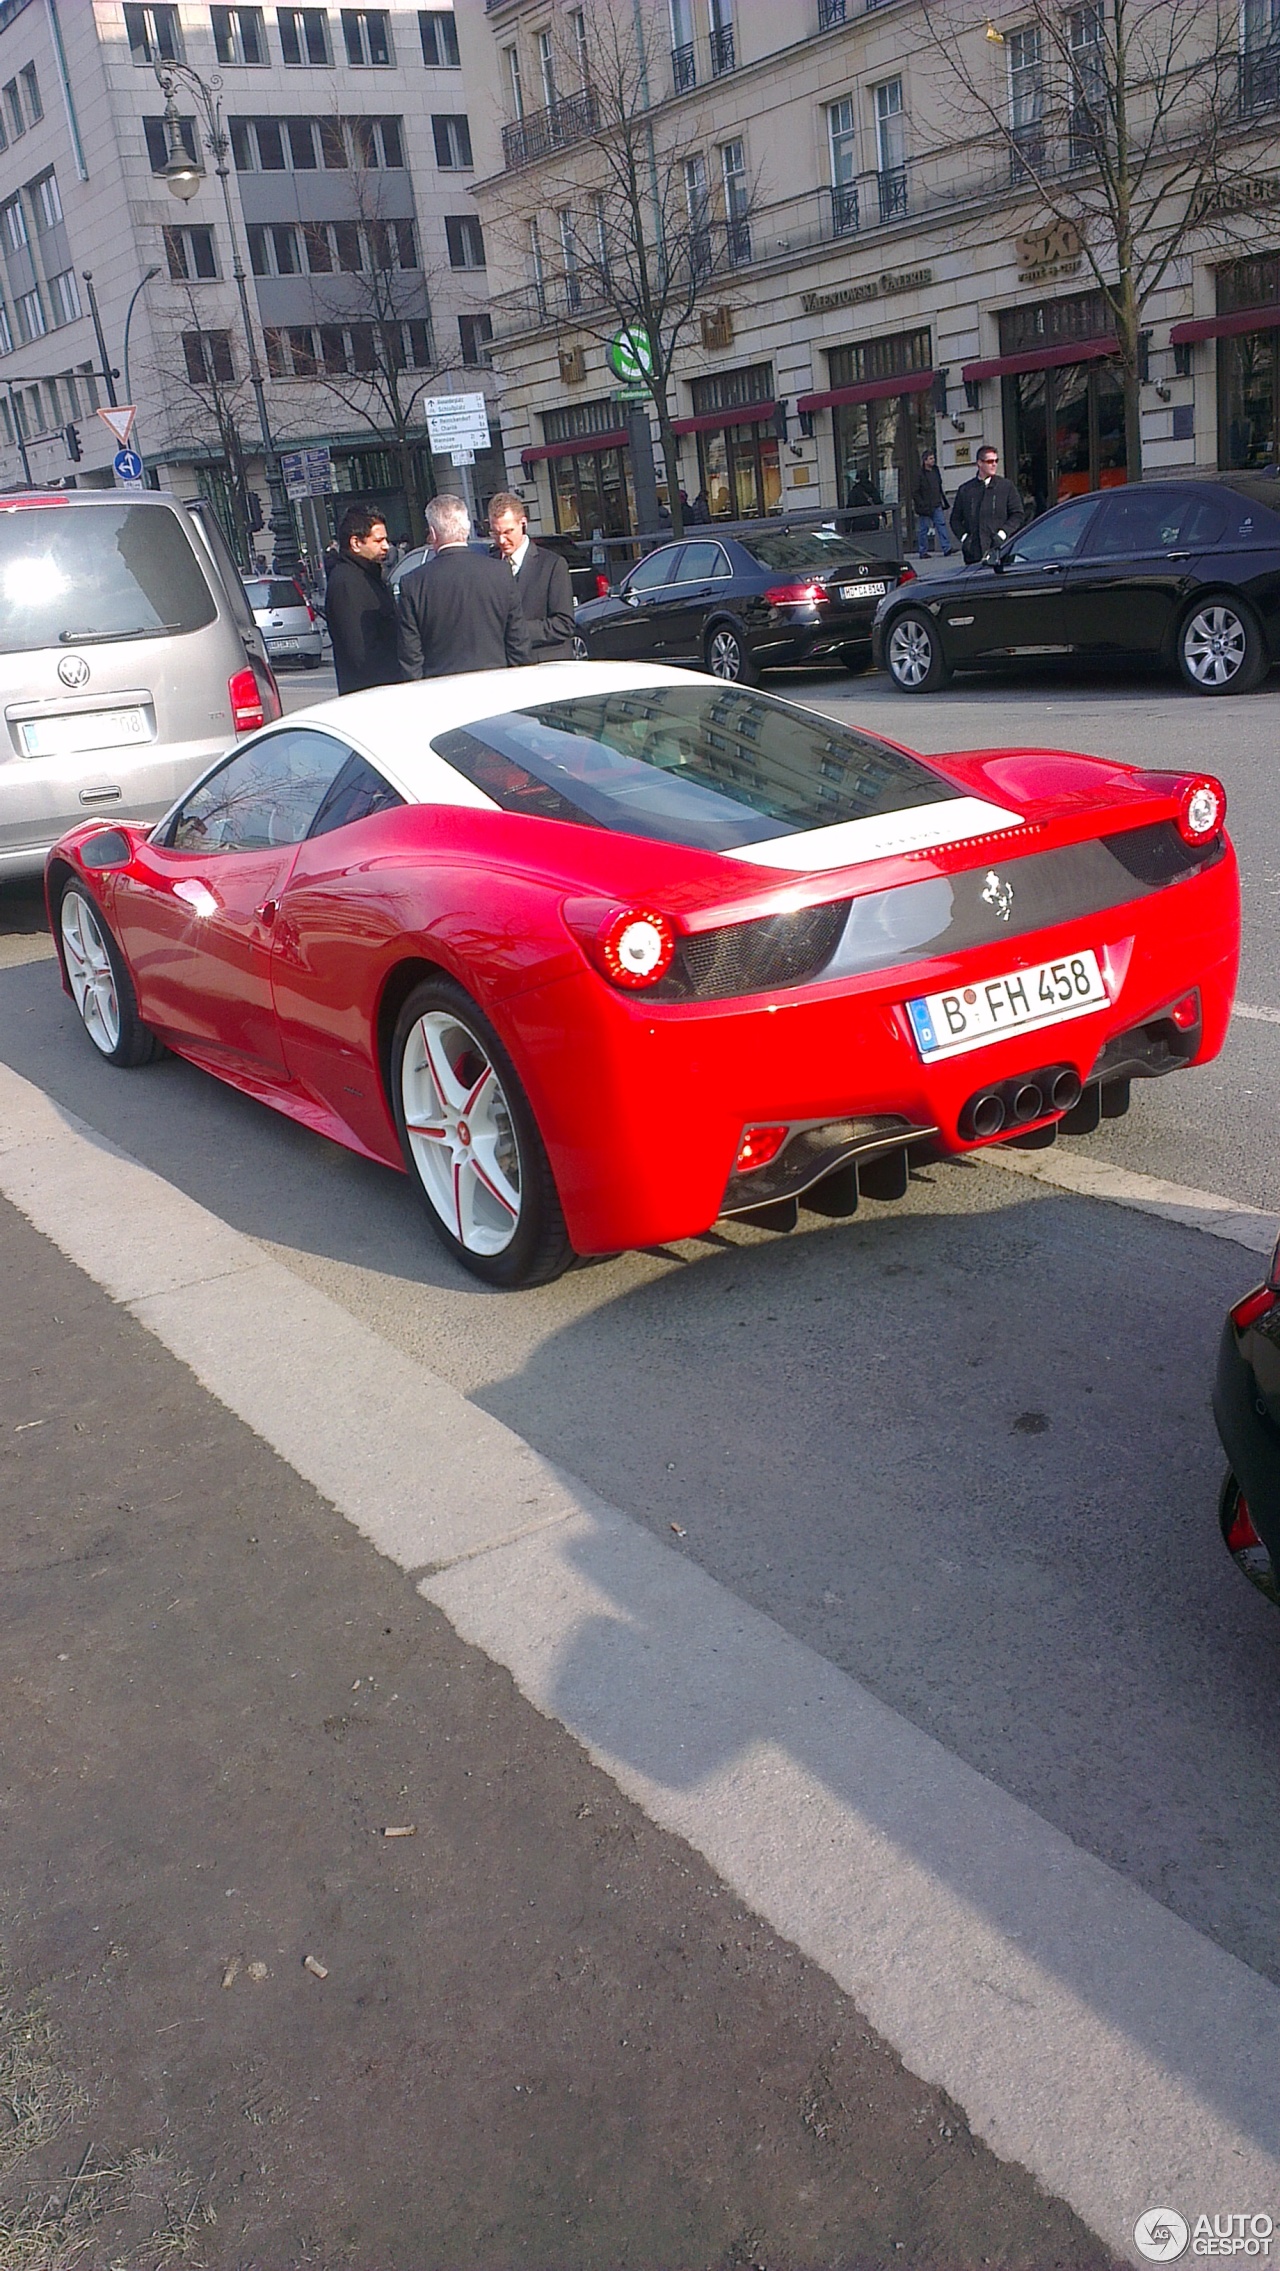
[
  {"left": 920, "top": 0, "right": 1253, "bottom": 480},
  {"left": 144, "top": 284, "right": 259, "bottom": 563},
  {"left": 486, "top": 0, "right": 761, "bottom": 539}
]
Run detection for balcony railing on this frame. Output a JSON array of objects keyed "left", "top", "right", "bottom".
[
  {"left": 1241, "top": 40, "right": 1280, "bottom": 114},
  {"left": 876, "top": 165, "right": 908, "bottom": 221},
  {"left": 671, "top": 40, "right": 696, "bottom": 92},
  {"left": 1009, "top": 125, "right": 1046, "bottom": 183},
  {"left": 709, "top": 22, "right": 735, "bottom": 75},
  {"left": 501, "top": 85, "right": 599, "bottom": 170},
  {"left": 830, "top": 180, "right": 859, "bottom": 234},
  {"left": 817, "top": 0, "right": 847, "bottom": 24},
  {"left": 726, "top": 213, "right": 752, "bottom": 264}
]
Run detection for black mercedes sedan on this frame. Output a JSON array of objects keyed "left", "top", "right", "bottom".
[
  {"left": 573, "top": 526, "right": 911, "bottom": 683},
  {"left": 872, "top": 479, "right": 1280, "bottom": 696},
  {"left": 1214, "top": 1243, "right": 1280, "bottom": 1604}
]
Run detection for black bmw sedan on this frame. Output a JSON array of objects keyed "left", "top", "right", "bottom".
[
  {"left": 1214, "top": 1242, "right": 1280, "bottom": 1605},
  {"left": 573, "top": 526, "right": 911, "bottom": 683},
  {"left": 872, "top": 479, "right": 1280, "bottom": 697}
]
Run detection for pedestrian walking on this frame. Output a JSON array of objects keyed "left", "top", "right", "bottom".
[
  {"left": 396, "top": 493, "right": 531, "bottom": 679},
  {"left": 487, "top": 490, "right": 575, "bottom": 662},
  {"left": 912, "top": 451, "right": 953, "bottom": 558},
  {"left": 324, "top": 506, "right": 402, "bottom": 694},
  {"left": 949, "top": 443, "right": 1027, "bottom": 565}
]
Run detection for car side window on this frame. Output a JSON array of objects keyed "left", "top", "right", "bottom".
[
  {"left": 309, "top": 751, "right": 406, "bottom": 839},
  {"left": 1088, "top": 492, "right": 1189, "bottom": 557},
  {"left": 1179, "top": 496, "right": 1229, "bottom": 548},
  {"left": 676, "top": 542, "right": 728, "bottom": 582},
  {"left": 626, "top": 547, "right": 680, "bottom": 593},
  {"left": 1004, "top": 498, "right": 1099, "bottom": 564},
  {"left": 167, "top": 729, "right": 352, "bottom": 854}
]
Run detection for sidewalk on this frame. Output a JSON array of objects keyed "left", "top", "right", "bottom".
[{"left": 0, "top": 1190, "right": 1114, "bottom": 2270}]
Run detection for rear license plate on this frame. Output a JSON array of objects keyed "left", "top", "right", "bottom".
[
  {"left": 271, "top": 636, "right": 300, "bottom": 649},
  {"left": 906, "top": 949, "right": 1109, "bottom": 1061},
  {"left": 837, "top": 581, "right": 887, "bottom": 601},
  {"left": 18, "top": 706, "right": 151, "bottom": 758}
]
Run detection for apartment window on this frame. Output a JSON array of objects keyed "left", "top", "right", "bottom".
[
  {"left": 538, "top": 28, "right": 555, "bottom": 106},
  {"left": 3, "top": 80, "right": 22, "bottom": 138},
  {"left": 873, "top": 78, "right": 906, "bottom": 218},
  {"left": 211, "top": 6, "right": 267, "bottom": 64},
  {"left": 342, "top": 9, "right": 391, "bottom": 65},
  {"left": 720, "top": 138, "right": 750, "bottom": 264},
  {"left": 232, "top": 115, "right": 285, "bottom": 167},
  {"left": 459, "top": 311, "right": 492, "bottom": 365},
  {"left": 368, "top": 218, "right": 417, "bottom": 269},
  {"left": 1, "top": 195, "right": 26, "bottom": 251},
  {"left": 419, "top": 11, "right": 459, "bottom": 67},
  {"left": 183, "top": 328, "right": 235, "bottom": 383},
  {"left": 670, "top": 0, "right": 695, "bottom": 90},
  {"left": 1068, "top": 3, "right": 1105, "bottom": 165},
  {"left": 708, "top": 0, "right": 734, "bottom": 77},
  {"left": 684, "top": 151, "right": 710, "bottom": 271},
  {"left": 431, "top": 112, "right": 472, "bottom": 168},
  {"left": 277, "top": 6, "right": 330, "bottom": 64},
  {"left": 569, "top": 9, "right": 587, "bottom": 85},
  {"left": 558, "top": 208, "right": 580, "bottom": 309},
  {"left": 247, "top": 221, "right": 302, "bottom": 275},
  {"left": 1008, "top": 25, "right": 1045, "bottom": 176},
  {"left": 47, "top": 270, "right": 81, "bottom": 326},
  {"left": 332, "top": 221, "right": 362, "bottom": 270},
  {"left": 827, "top": 95, "right": 858, "bottom": 233},
  {"left": 163, "top": 224, "right": 218, "bottom": 279},
  {"left": 0, "top": 302, "right": 12, "bottom": 356},
  {"left": 445, "top": 214, "right": 484, "bottom": 268},
  {"left": 529, "top": 215, "right": 545, "bottom": 314},
  {"left": 19, "top": 63, "right": 40, "bottom": 123},
  {"left": 144, "top": 114, "right": 197, "bottom": 171},
  {"left": 15, "top": 286, "right": 44, "bottom": 342},
  {"left": 505, "top": 44, "right": 524, "bottom": 119},
  {"left": 30, "top": 171, "right": 63, "bottom": 231},
  {"left": 349, "top": 113, "right": 402, "bottom": 165},
  {"left": 124, "top": 4, "right": 183, "bottom": 62},
  {"left": 591, "top": 189, "right": 609, "bottom": 280}
]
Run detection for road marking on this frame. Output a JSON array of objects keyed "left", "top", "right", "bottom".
[
  {"left": 2, "top": 1055, "right": 1279, "bottom": 2270},
  {"left": 1235, "top": 1001, "right": 1280, "bottom": 1024},
  {"left": 989, "top": 1146, "right": 1280, "bottom": 1256}
]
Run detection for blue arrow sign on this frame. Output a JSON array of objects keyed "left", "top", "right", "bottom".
[{"left": 113, "top": 449, "right": 143, "bottom": 481}]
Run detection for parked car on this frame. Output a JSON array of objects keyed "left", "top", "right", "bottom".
[
  {"left": 0, "top": 489, "right": 280, "bottom": 878},
  {"left": 242, "top": 574, "right": 324, "bottom": 669},
  {"left": 873, "top": 479, "right": 1280, "bottom": 696},
  {"left": 573, "top": 527, "right": 911, "bottom": 682},
  {"left": 1214, "top": 1239, "right": 1280, "bottom": 1604},
  {"left": 47, "top": 660, "right": 1236, "bottom": 1289}
]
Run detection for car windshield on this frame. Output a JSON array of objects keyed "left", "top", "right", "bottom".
[
  {"left": 245, "top": 579, "right": 302, "bottom": 609},
  {"left": 432, "top": 686, "right": 958, "bottom": 853},
  {"left": 0, "top": 501, "right": 217, "bottom": 652},
  {"left": 742, "top": 529, "right": 877, "bottom": 573}
]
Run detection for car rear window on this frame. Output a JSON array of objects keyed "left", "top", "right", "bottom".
[
  {"left": 742, "top": 529, "right": 878, "bottom": 573},
  {"left": 0, "top": 500, "right": 218, "bottom": 652},
  {"left": 245, "top": 578, "right": 302, "bottom": 609},
  {"left": 432, "top": 686, "right": 959, "bottom": 854}
]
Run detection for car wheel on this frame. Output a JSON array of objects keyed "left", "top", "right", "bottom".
[
  {"left": 391, "top": 978, "right": 574, "bottom": 1289},
  {"left": 839, "top": 645, "right": 873, "bottom": 673},
  {"left": 303, "top": 654, "right": 322, "bottom": 670},
  {"left": 58, "top": 883, "right": 159, "bottom": 1067},
  {"left": 885, "top": 609, "right": 951, "bottom": 692},
  {"left": 705, "top": 623, "right": 758, "bottom": 684},
  {"left": 572, "top": 634, "right": 590, "bottom": 660},
  {"left": 1177, "top": 597, "right": 1267, "bottom": 695}
]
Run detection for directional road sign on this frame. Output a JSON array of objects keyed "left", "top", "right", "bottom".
[
  {"left": 423, "top": 391, "right": 490, "bottom": 454},
  {"left": 113, "top": 448, "right": 144, "bottom": 484}
]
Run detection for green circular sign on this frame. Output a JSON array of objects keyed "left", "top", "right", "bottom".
[{"left": 608, "top": 327, "right": 653, "bottom": 382}]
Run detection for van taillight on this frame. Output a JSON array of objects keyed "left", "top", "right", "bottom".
[
  {"left": 229, "top": 666, "right": 266, "bottom": 733},
  {"left": 594, "top": 571, "right": 610, "bottom": 597}
]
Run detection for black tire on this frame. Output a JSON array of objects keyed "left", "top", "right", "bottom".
[
  {"left": 1176, "top": 594, "right": 1268, "bottom": 695},
  {"left": 704, "top": 621, "right": 759, "bottom": 684},
  {"left": 390, "top": 976, "right": 574, "bottom": 1289},
  {"left": 302, "top": 654, "right": 322, "bottom": 670},
  {"left": 884, "top": 607, "right": 951, "bottom": 692},
  {"left": 58, "top": 882, "right": 160, "bottom": 1067},
  {"left": 839, "top": 645, "right": 873, "bottom": 673}
]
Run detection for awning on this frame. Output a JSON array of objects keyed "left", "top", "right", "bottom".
[
  {"left": 670, "top": 400, "right": 777, "bottom": 435},
  {"left": 961, "top": 335, "right": 1119, "bottom": 381},
  {"left": 1170, "top": 304, "right": 1280, "bottom": 346},
  {"left": 796, "top": 369, "right": 935, "bottom": 414},
  {"left": 521, "top": 428, "right": 630, "bottom": 467}
]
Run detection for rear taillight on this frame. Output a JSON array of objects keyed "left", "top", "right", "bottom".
[
  {"left": 1176, "top": 774, "right": 1226, "bottom": 845},
  {"left": 895, "top": 562, "right": 918, "bottom": 585},
  {"left": 1225, "top": 1489, "right": 1264, "bottom": 1554},
  {"left": 734, "top": 1125, "right": 789, "bottom": 1173},
  {"left": 594, "top": 571, "right": 610, "bottom": 598},
  {"left": 596, "top": 907, "right": 676, "bottom": 989},
  {"left": 1270, "top": 1237, "right": 1280, "bottom": 1293},
  {"left": 229, "top": 666, "right": 266, "bottom": 733},
  {"left": 764, "top": 580, "right": 826, "bottom": 607},
  {"left": 1169, "top": 989, "right": 1200, "bottom": 1031},
  {"left": 1231, "top": 1284, "right": 1277, "bottom": 1332}
]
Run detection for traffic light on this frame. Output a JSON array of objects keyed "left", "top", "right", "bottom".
[
  {"left": 247, "top": 489, "right": 264, "bottom": 532},
  {"left": 63, "top": 421, "right": 81, "bottom": 462}
]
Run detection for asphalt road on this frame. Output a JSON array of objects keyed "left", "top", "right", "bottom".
[{"left": 3, "top": 653, "right": 1279, "bottom": 2260}]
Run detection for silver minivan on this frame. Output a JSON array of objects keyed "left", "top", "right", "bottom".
[{"left": 0, "top": 489, "right": 281, "bottom": 876}]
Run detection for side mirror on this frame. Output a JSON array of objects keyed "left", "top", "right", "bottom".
[{"left": 623, "top": 588, "right": 639, "bottom": 607}]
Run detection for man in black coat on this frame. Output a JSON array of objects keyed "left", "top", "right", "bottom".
[
  {"left": 396, "top": 493, "right": 532, "bottom": 678},
  {"left": 487, "top": 490, "right": 576, "bottom": 661},
  {"left": 949, "top": 443, "right": 1027, "bottom": 565},
  {"left": 324, "top": 505, "right": 402, "bottom": 694}
]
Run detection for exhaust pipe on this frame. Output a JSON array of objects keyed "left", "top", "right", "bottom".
[
  {"left": 964, "top": 1091, "right": 1006, "bottom": 1140},
  {"left": 961, "top": 1063, "right": 1083, "bottom": 1143},
  {"left": 1049, "top": 1066, "right": 1082, "bottom": 1112},
  {"left": 1011, "top": 1081, "right": 1044, "bottom": 1124}
]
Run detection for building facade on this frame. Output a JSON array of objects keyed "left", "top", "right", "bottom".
[
  {"left": 0, "top": 0, "right": 501, "bottom": 566},
  {"left": 468, "top": 0, "right": 1280, "bottom": 540}
]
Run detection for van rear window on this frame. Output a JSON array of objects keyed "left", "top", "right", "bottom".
[{"left": 0, "top": 501, "right": 217, "bottom": 653}]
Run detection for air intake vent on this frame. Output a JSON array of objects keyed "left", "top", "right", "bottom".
[
  {"left": 652, "top": 902, "right": 849, "bottom": 1002},
  {"left": 1102, "top": 819, "right": 1223, "bottom": 887}
]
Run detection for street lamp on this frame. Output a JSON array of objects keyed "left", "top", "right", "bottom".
[
  {"left": 154, "top": 61, "right": 299, "bottom": 573},
  {"left": 123, "top": 265, "right": 161, "bottom": 412}
]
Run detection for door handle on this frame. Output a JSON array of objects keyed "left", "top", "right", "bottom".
[{"left": 256, "top": 898, "right": 278, "bottom": 925}]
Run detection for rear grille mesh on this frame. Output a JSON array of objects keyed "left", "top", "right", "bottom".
[
  {"left": 1102, "top": 819, "right": 1224, "bottom": 887},
  {"left": 651, "top": 902, "right": 850, "bottom": 1002}
]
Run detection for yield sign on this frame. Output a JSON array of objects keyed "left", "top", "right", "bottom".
[{"left": 96, "top": 404, "right": 136, "bottom": 447}]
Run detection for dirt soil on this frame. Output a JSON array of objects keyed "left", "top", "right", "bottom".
[{"left": 0, "top": 1193, "right": 1119, "bottom": 2271}]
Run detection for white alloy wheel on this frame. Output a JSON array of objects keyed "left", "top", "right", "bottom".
[
  {"left": 708, "top": 626, "right": 745, "bottom": 680},
  {"left": 1181, "top": 603, "right": 1248, "bottom": 688},
  {"left": 888, "top": 615, "right": 935, "bottom": 689},
  {"left": 572, "top": 633, "right": 590, "bottom": 659},
  {"left": 61, "top": 887, "right": 121, "bottom": 1055},
  {"left": 400, "top": 1007, "right": 522, "bottom": 1257}
]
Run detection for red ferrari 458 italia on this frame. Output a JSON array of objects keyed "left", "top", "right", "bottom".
[{"left": 46, "top": 662, "right": 1238, "bottom": 1287}]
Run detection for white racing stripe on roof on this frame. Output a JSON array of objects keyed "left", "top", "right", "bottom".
[{"left": 726, "top": 795, "right": 1023, "bottom": 872}]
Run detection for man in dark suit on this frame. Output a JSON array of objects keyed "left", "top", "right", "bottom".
[
  {"left": 396, "top": 493, "right": 532, "bottom": 678},
  {"left": 324, "top": 505, "right": 402, "bottom": 694},
  {"left": 949, "top": 443, "right": 1028, "bottom": 565},
  {"left": 487, "top": 490, "right": 576, "bottom": 661}
]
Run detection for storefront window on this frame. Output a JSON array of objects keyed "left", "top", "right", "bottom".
[
  {"left": 825, "top": 328, "right": 934, "bottom": 509},
  {"left": 696, "top": 423, "right": 780, "bottom": 518},
  {"left": 1219, "top": 331, "right": 1278, "bottom": 468},
  {"left": 1002, "top": 360, "right": 1125, "bottom": 509},
  {"left": 551, "top": 447, "right": 635, "bottom": 536}
]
